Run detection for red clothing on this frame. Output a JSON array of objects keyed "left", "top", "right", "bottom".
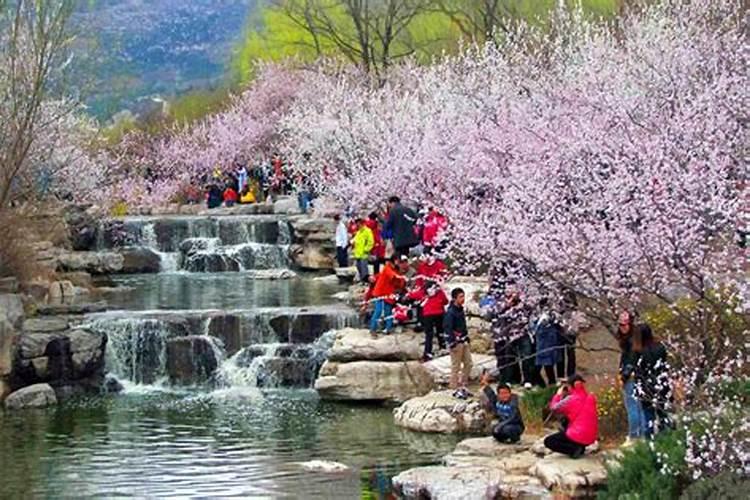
[
  {"left": 422, "top": 211, "right": 447, "bottom": 246},
  {"left": 364, "top": 219, "right": 385, "bottom": 258},
  {"left": 223, "top": 188, "right": 238, "bottom": 202},
  {"left": 422, "top": 288, "right": 449, "bottom": 317},
  {"left": 549, "top": 387, "right": 599, "bottom": 446},
  {"left": 372, "top": 263, "right": 405, "bottom": 303},
  {"left": 415, "top": 259, "right": 448, "bottom": 289}
]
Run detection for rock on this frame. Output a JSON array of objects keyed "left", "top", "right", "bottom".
[
  {"left": 57, "top": 251, "right": 124, "bottom": 274},
  {"left": 529, "top": 454, "right": 607, "bottom": 497},
  {"left": 289, "top": 244, "right": 334, "bottom": 270},
  {"left": 65, "top": 206, "right": 99, "bottom": 251},
  {"left": 298, "top": 460, "right": 351, "bottom": 473},
  {"left": 103, "top": 374, "right": 124, "bottom": 394},
  {"left": 0, "top": 314, "right": 17, "bottom": 377},
  {"left": 165, "top": 336, "right": 220, "bottom": 385},
  {"left": 251, "top": 269, "right": 298, "bottom": 280},
  {"left": 315, "top": 360, "right": 433, "bottom": 402},
  {"left": 274, "top": 196, "right": 302, "bottom": 215},
  {"left": 36, "top": 301, "right": 108, "bottom": 315},
  {"left": 445, "top": 436, "right": 540, "bottom": 470},
  {"left": 120, "top": 247, "right": 161, "bottom": 273},
  {"left": 57, "top": 272, "right": 93, "bottom": 289},
  {"left": 424, "top": 354, "right": 496, "bottom": 386},
  {"left": 22, "top": 317, "right": 69, "bottom": 333},
  {"left": 335, "top": 267, "right": 357, "bottom": 284},
  {"left": 15, "top": 329, "right": 106, "bottom": 382},
  {"left": 394, "top": 390, "right": 491, "bottom": 434},
  {"left": 4, "top": 383, "right": 57, "bottom": 410},
  {"left": 327, "top": 329, "right": 423, "bottom": 362},
  {"left": 0, "top": 277, "right": 19, "bottom": 293},
  {"left": 530, "top": 436, "right": 600, "bottom": 458},
  {"left": 312, "top": 274, "right": 340, "bottom": 285},
  {"left": 47, "top": 280, "right": 76, "bottom": 301},
  {"left": 444, "top": 276, "right": 489, "bottom": 317},
  {"left": 392, "top": 465, "right": 550, "bottom": 500},
  {"left": 0, "top": 293, "right": 24, "bottom": 329}
]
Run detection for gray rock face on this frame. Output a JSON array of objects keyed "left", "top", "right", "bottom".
[
  {"left": 14, "top": 329, "right": 106, "bottom": 385},
  {"left": 288, "top": 217, "right": 336, "bottom": 270},
  {"left": 57, "top": 251, "right": 124, "bottom": 274},
  {"left": 327, "top": 328, "right": 423, "bottom": 362},
  {"left": 0, "top": 293, "right": 24, "bottom": 328},
  {"left": 315, "top": 360, "right": 433, "bottom": 402},
  {"left": 165, "top": 336, "right": 220, "bottom": 385},
  {"left": 528, "top": 454, "right": 607, "bottom": 498},
  {"left": 22, "top": 317, "right": 69, "bottom": 333},
  {"left": 392, "top": 465, "right": 550, "bottom": 500},
  {"left": 0, "top": 314, "right": 17, "bottom": 377},
  {"left": 393, "top": 390, "right": 490, "bottom": 434},
  {"left": 4, "top": 383, "right": 57, "bottom": 410},
  {"left": 120, "top": 247, "right": 161, "bottom": 273}
]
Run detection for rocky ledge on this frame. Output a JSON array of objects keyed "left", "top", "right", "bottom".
[
  {"left": 314, "top": 328, "right": 434, "bottom": 402},
  {"left": 393, "top": 390, "right": 490, "bottom": 434},
  {"left": 393, "top": 436, "right": 611, "bottom": 499}
]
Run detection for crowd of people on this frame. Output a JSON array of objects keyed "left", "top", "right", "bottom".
[
  {"left": 335, "top": 194, "right": 674, "bottom": 457},
  {"left": 201, "top": 154, "right": 316, "bottom": 212}
]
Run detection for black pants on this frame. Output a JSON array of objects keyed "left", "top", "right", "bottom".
[
  {"left": 373, "top": 257, "right": 383, "bottom": 275},
  {"left": 556, "top": 335, "right": 576, "bottom": 379},
  {"left": 544, "top": 431, "right": 585, "bottom": 458},
  {"left": 538, "top": 365, "right": 557, "bottom": 387},
  {"left": 495, "top": 339, "right": 522, "bottom": 385},
  {"left": 493, "top": 423, "right": 523, "bottom": 443},
  {"left": 336, "top": 247, "right": 348, "bottom": 268},
  {"left": 422, "top": 314, "right": 445, "bottom": 356},
  {"left": 515, "top": 335, "right": 537, "bottom": 385}
]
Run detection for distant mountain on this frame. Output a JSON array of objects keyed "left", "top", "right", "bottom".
[{"left": 70, "top": 0, "right": 259, "bottom": 121}]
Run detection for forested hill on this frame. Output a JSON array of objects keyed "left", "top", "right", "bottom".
[{"left": 71, "top": 0, "right": 258, "bottom": 121}]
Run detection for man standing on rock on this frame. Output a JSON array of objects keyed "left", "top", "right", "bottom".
[
  {"left": 444, "top": 287, "right": 472, "bottom": 399},
  {"left": 385, "top": 196, "right": 418, "bottom": 257},
  {"left": 334, "top": 214, "right": 349, "bottom": 268}
]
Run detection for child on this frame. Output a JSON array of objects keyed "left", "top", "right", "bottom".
[{"left": 223, "top": 185, "right": 238, "bottom": 207}]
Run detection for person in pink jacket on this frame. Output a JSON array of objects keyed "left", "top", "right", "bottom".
[{"left": 543, "top": 374, "right": 598, "bottom": 458}]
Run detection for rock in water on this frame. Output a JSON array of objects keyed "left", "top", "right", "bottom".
[
  {"left": 298, "top": 460, "right": 351, "bottom": 473},
  {"left": 120, "top": 247, "right": 162, "bottom": 273},
  {"left": 393, "top": 390, "right": 490, "bottom": 434},
  {"left": 4, "top": 383, "right": 57, "bottom": 410},
  {"left": 166, "top": 336, "right": 221, "bottom": 385},
  {"left": 315, "top": 360, "right": 433, "bottom": 402},
  {"left": 529, "top": 454, "right": 607, "bottom": 498},
  {"left": 327, "top": 328, "right": 423, "bottom": 362}
]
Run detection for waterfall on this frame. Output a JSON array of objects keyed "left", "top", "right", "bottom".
[
  {"left": 142, "top": 222, "right": 182, "bottom": 272},
  {"left": 215, "top": 331, "right": 337, "bottom": 389},
  {"left": 91, "top": 317, "right": 173, "bottom": 385}
]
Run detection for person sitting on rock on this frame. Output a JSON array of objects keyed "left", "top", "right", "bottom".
[
  {"left": 543, "top": 374, "right": 598, "bottom": 458},
  {"left": 480, "top": 372, "right": 525, "bottom": 443}
]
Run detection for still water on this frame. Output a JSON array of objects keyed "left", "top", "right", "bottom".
[{"left": 0, "top": 387, "right": 458, "bottom": 498}]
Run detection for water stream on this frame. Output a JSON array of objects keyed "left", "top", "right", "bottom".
[{"left": 0, "top": 214, "right": 456, "bottom": 498}]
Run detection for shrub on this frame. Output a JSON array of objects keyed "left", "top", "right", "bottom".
[
  {"left": 599, "top": 430, "right": 688, "bottom": 500},
  {"left": 595, "top": 381, "right": 627, "bottom": 442},
  {"left": 680, "top": 472, "right": 750, "bottom": 500},
  {"left": 520, "top": 385, "right": 557, "bottom": 431}
]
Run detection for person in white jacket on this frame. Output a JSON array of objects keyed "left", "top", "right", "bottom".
[{"left": 335, "top": 214, "right": 349, "bottom": 267}]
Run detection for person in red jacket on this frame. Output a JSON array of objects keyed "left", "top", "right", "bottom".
[
  {"left": 365, "top": 212, "right": 386, "bottom": 275},
  {"left": 422, "top": 207, "right": 448, "bottom": 252},
  {"left": 369, "top": 256, "right": 408, "bottom": 335},
  {"left": 416, "top": 280, "right": 449, "bottom": 361},
  {"left": 544, "top": 374, "right": 599, "bottom": 458},
  {"left": 223, "top": 185, "right": 238, "bottom": 207},
  {"left": 415, "top": 253, "right": 448, "bottom": 289}
]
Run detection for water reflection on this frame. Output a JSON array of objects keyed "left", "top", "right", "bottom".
[
  {"left": 0, "top": 389, "right": 459, "bottom": 498},
  {"left": 104, "top": 273, "right": 345, "bottom": 311}
]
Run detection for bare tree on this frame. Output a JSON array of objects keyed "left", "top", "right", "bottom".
[
  {"left": 431, "top": 0, "right": 524, "bottom": 42},
  {"left": 0, "top": 0, "right": 76, "bottom": 209},
  {"left": 275, "top": 0, "right": 435, "bottom": 77}
]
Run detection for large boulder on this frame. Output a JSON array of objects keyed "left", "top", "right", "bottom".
[
  {"left": 289, "top": 244, "right": 334, "bottom": 270},
  {"left": 4, "top": 383, "right": 57, "bottom": 410},
  {"left": 288, "top": 217, "right": 336, "bottom": 270},
  {"left": 423, "top": 354, "right": 496, "bottom": 386},
  {"left": 22, "top": 317, "right": 69, "bottom": 333},
  {"left": 14, "top": 329, "right": 106, "bottom": 384},
  {"left": 528, "top": 454, "right": 608, "bottom": 498},
  {"left": 120, "top": 247, "right": 161, "bottom": 273},
  {"left": 57, "top": 251, "right": 124, "bottom": 274},
  {"left": 393, "top": 390, "right": 490, "bottom": 434},
  {"left": 392, "top": 465, "right": 550, "bottom": 500},
  {"left": 327, "top": 329, "right": 423, "bottom": 362},
  {"left": 0, "top": 293, "right": 24, "bottom": 328},
  {"left": 315, "top": 360, "right": 433, "bottom": 402},
  {"left": 165, "top": 336, "right": 220, "bottom": 385},
  {"left": 444, "top": 436, "right": 540, "bottom": 471},
  {"left": 65, "top": 206, "right": 99, "bottom": 251}
]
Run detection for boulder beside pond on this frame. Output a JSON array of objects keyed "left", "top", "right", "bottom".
[{"left": 4, "top": 383, "right": 57, "bottom": 410}]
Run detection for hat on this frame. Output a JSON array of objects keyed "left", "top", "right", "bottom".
[{"left": 398, "top": 254, "right": 409, "bottom": 262}]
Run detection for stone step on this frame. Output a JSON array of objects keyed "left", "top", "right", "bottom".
[{"left": 36, "top": 301, "right": 108, "bottom": 316}]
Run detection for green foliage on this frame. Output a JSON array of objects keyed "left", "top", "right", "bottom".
[
  {"left": 596, "top": 381, "right": 628, "bottom": 442},
  {"left": 599, "top": 430, "right": 688, "bottom": 500},
  {"left": 167, "top": 88, "right": 233, "bottom": 126},
  {"left": 680, "top": 472, "right": 750, "bottom": 500},
  {"left": 520, "top": 385, "right": 557, "bottom": 427}
]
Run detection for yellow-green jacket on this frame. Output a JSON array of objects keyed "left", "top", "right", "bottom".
[{"left": 352, "top": 226, "right": 374, "bottom": 259}]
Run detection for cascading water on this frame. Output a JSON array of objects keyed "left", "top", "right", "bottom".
[{"left": 142, "top": 222, "right": 182, "bottom": 272}]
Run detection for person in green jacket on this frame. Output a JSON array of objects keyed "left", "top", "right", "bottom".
[{"left": 352, "top": 218, "right": 375, "bottom": 283}]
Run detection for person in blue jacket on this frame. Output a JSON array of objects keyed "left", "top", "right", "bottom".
[{"left": 480, "top": 371, "right": 525, "bottom": 443}]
